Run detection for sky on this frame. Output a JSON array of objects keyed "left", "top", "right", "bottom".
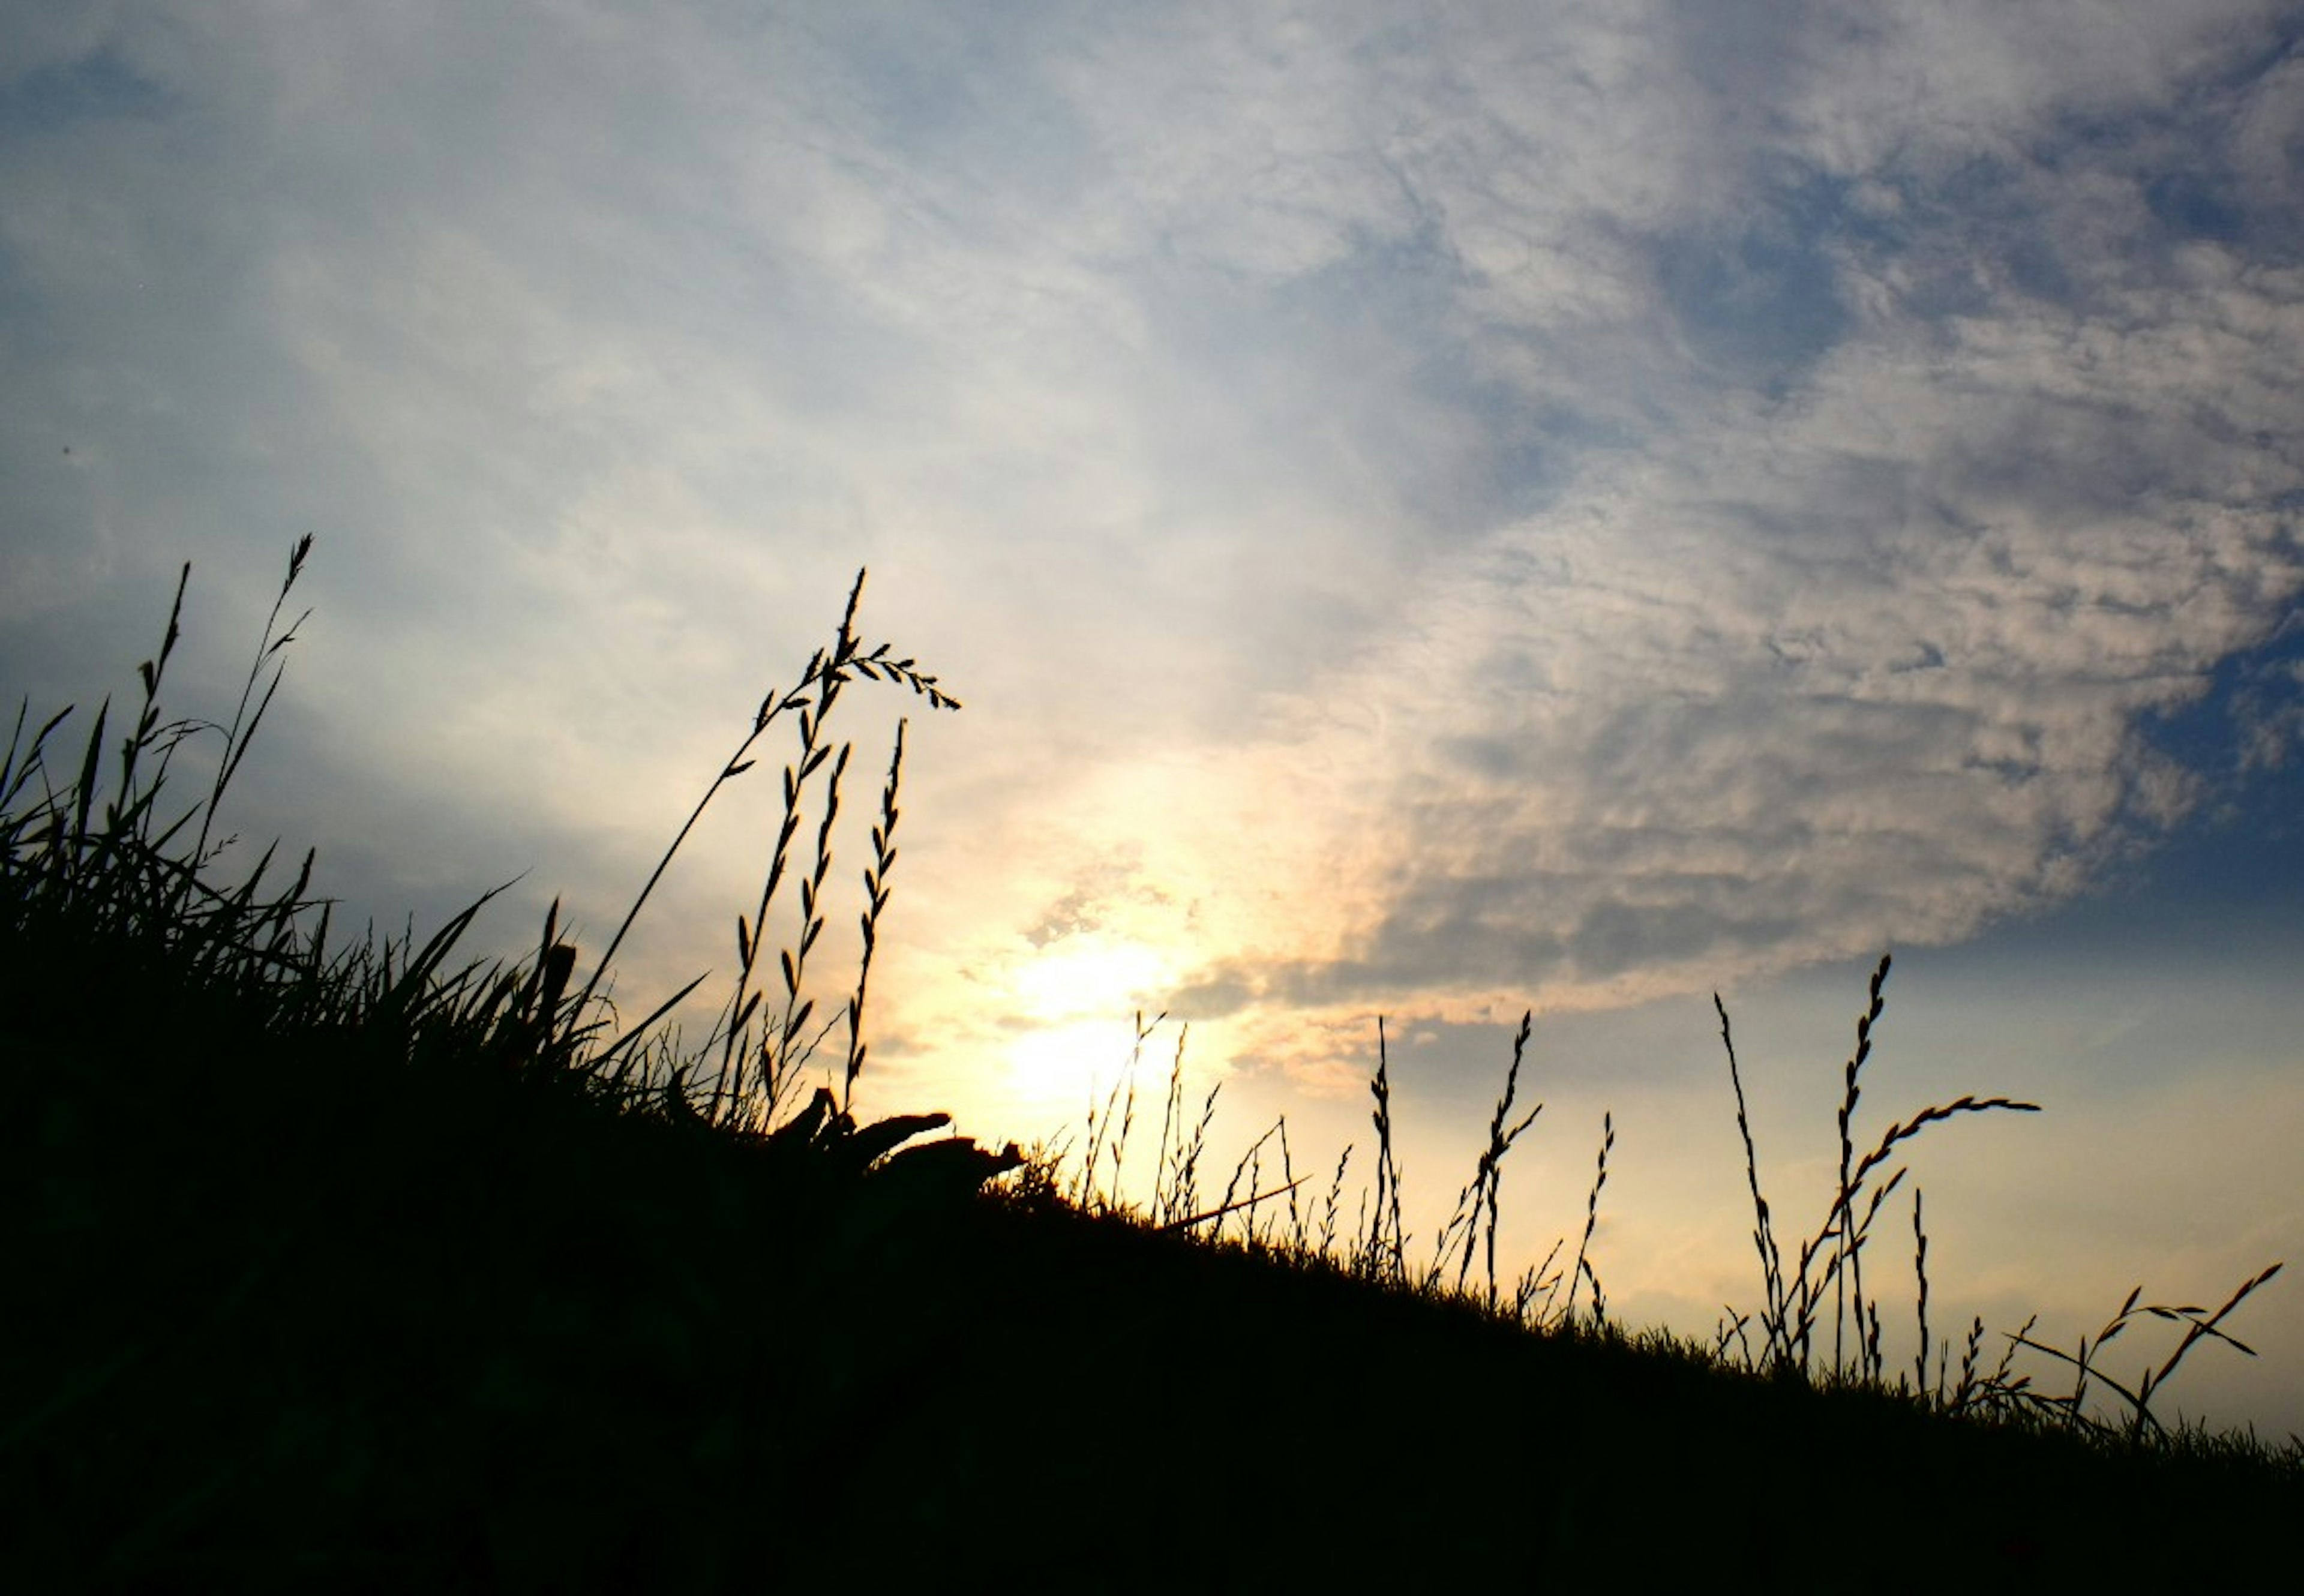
[{"left": 5, "top": 1, "right": 2304, "bottom": 1440}]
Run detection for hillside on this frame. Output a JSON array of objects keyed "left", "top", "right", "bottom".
[
  {"left": 8, "top": 930, "right": 2297, "bottom": 1590},
  {"left": 6, "top": 548, "right": 2294, "bottom": 1590}
]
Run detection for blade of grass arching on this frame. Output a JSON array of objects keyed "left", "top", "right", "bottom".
[
  {"left": 160, "top": 833, "right": 334, "bottom": 985},
  {"left": 601, "top": 566, "right": 959, "bottom": 1109},
  {"left": 244, "top": 846, "right": 319, "bottom": 965},
  {"left": 2005, "top": 1327, "right": 2148, "bottom": 1435},
  {"left": 169, "top": 856, "right": 265, "bottom": 984},
  {"left": 116, "top": 779, "right": 203, "bottom": 869},
  {"left": 297, "top": 895, "right": 337, "bottom": 1004},
  {"left": 112, "top": 562, "right": 188, "bottom": 856},
  {"left": 120, "top": 838, "right": 299, "bottom": 971},
  {"left": 593, "top": 737, "right": 775, "bottom": 1028},
  {"left": 271, "top": 938, "right": 338, "bottom": 1022},
  {"left": 64, "top": 696, "right": 110, "bottom": 890},
  {"left": 0, "top": 702, "right": 71, "bottom": 821},
  {"left": 596, "top": 971, "right": 712, "bottom": 1089},
  {"left": 428, "top": 959, "right": 510, "bottom": 1039},
  {"left": 363, "top": 883, "right": 512, "bottom": 1030},
  {"left": 203, "top": 663, "right": 287, "bottom": 835},
  {"left": 574, "top": 650, "right": 831, "bottom": 1036},
  {"left": 1841, "top": 1095, "right": 2040, "bottom": 1199},
  {"left": 2134, "top": 1262, "right": 2285, "bottom": 1426},
  {"left": 190, "top": 535, "right": 311, "bottom": 874},
  {"left": 710, "top": 990, "right": 766, "bottom": 1124}
]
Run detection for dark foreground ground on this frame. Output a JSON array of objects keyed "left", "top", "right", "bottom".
[{"left": 7, "top": 957, "right": 2296, "bottom": 1594}]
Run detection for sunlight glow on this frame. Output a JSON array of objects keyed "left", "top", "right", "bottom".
[
  {"left": 1011, "top": 936, "right": 1171, "bottom": 1024},
  {"left": 991, "top": 937, "right": 1179, "bottom": 1117},
  {"left": 999, "top": 1016, "right": 1142, "bottom": 1124}
]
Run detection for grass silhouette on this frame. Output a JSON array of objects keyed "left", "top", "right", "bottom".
[{"left": 5, "top": 545, "right": 2296, "bottom": 1590}]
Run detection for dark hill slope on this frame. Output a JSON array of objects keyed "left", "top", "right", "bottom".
[{"left": 7, "top": 956, "right": 2292, "bottom": 1592}]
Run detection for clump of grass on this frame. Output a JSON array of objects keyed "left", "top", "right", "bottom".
[
  {"left": 543, "top": 563, "right": 966, "bottom": 1136},
  {"left": 1042, "top": 1000, "right": 1619, "bottom": 1339},
  {"left": 2000, "top": 1265, "right": 2287, "bottom": 1440},
  {"left": 1037, "top": 950, "right": 2287, "bottom": 1456},
  {"left": 1441, "top": 1010, "right": 1543, "bottom": 1304},
  {"left": 4, "top": 541, "right": 325, "bottom": 1009},
  {"left": 1059, "top": 1014, "right": 1313, "bottom": 1241},
  {"left": 1706, "top": 953, "right": 2285, "bottom": 1444},
  {"left": 1, "top": 543, "right": 1011, "bottom": 1196},
  {"left": 1712, "top": 953, "right": 2043, "bottom": 1385},
  {"left": 4, "top": 545, "right": 1072, "bottom": 1586}
]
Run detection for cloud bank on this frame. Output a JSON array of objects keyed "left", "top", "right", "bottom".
[{"left": 2, "top": 2, "right": 2300, "bottom": 1097}]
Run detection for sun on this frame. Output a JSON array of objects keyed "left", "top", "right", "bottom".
[
  {"left": 1010, "top": 937, "right": 1170, "bottom": 1023},
  {"left": 997, "top": 1017, "right": 1139, "bottom": 1121},
  {"left": 995, "top": 935, "right": 1176, "bottom": 1112}
]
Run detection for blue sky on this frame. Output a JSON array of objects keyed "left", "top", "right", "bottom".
[{"left": 5, "top": 2, "right": 2303, "bottom": 1438}]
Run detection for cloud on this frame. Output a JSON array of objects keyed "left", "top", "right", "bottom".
[
  {"left": 3, "top": 1, "right": 2300, "bottom": 1098},
  {"left": 949, "top": 0, "right": 2304, "bottom": 1028}
]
